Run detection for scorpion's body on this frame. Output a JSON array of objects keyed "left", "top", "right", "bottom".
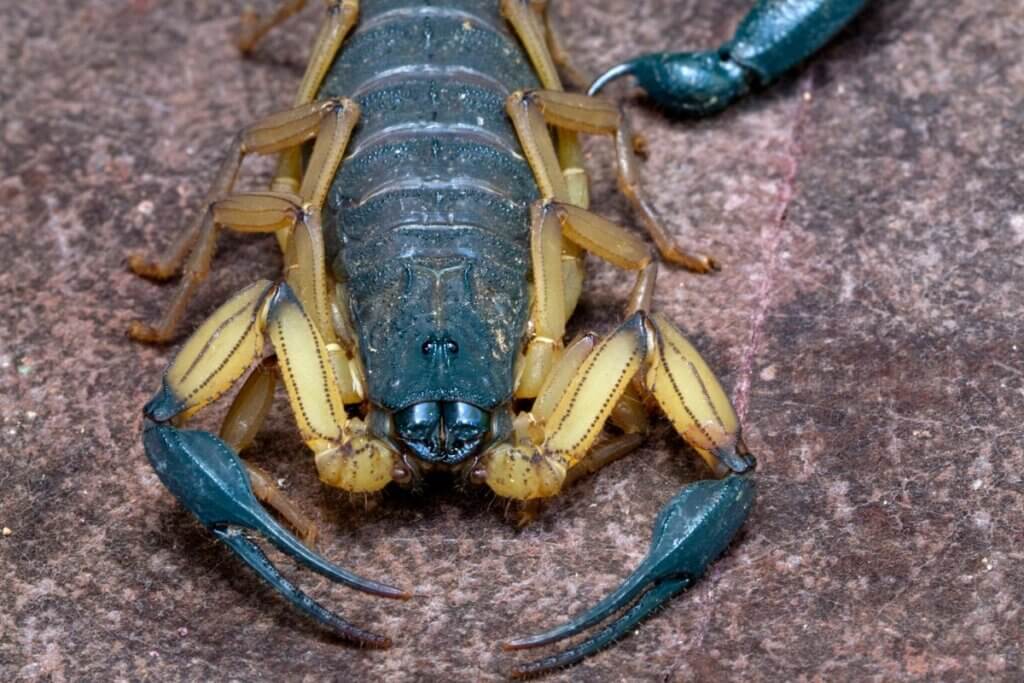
[
  {"left": 130, "top": 0, "right": 866, "bottom": 675},
  {"left": 322, "top": 0, "right": 537, "bottom": 417}
]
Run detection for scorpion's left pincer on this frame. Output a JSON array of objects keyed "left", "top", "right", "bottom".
[
  {"left": 141, "top": 419, "right": 410, "bottom": 647},
  {"left": 141, "top": 275, "right": 410, "bottom": 647}
]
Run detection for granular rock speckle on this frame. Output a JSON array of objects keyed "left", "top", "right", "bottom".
[{"left": 1, "top": 1, "right": 1022, "bottom": 681}]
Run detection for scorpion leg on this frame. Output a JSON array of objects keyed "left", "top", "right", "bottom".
[
  {"left": 529, "top": 0, "right": 591, "bottom": 91},
  {"left": 237, "top": 0, "right": 309, "bottom": 55},
  {"left": 503, "top": 0, "right": 589, "bottom": 208},
  {"left": 129, "top": 97, "right": 358, "bottom": 343},
  {"left": 269, "top": 0, "right": 359, "bottom": 210},
  {"left": 514, "top": 193, "right": 657, "bottom": 397},
  {"left": 519, "top": 89, "right": 718, "bottom": 272}
]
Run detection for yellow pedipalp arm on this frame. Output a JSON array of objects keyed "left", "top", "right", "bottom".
[
  {"left": 646, "top": 312, "right": 741, "bottom": 475},
  {"left": 265, "top": 285, "right": 347, "bottom": 451},
  {"left": 531, "top": 333, "right": 597, "bottom": 427},
  {"left": 165, "top": 280, "right": 273, "bottom": 420},
  {"left": 315, "top": 419, "right": 396, "bottom": 493},
  {"left": 544, "top": 315, "right": 648, "bottom": 465},
  {"left": 284, "top": 211, "right": 333, "bottom": 340}
]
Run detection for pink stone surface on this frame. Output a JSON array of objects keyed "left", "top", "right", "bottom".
[{"left": 1, "top": 1, "right": 1021, "bottom": 680}]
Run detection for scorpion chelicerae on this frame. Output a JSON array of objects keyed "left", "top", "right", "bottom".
[{"left": 129, "top": 0, "right": 865, "bottom": 674}]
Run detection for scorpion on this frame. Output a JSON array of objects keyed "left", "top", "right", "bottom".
[{"left": 129, "top": 0, "right": 865, "bottom": 675}]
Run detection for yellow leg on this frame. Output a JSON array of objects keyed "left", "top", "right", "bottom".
[
  {"left": 270, "top": 0, "right": 360, "bottom": 201},
  {"left": 130, "top": 98, "right": 359, "bottom": 343},
  {"left": 515, "top": 198, "right": 655, "bottom": 398},
  {"left": 522, "top": 89, "right": 719, "bottom": 272},
  {"left": 218, "top": 357, "right": 319, "bottom": 546},
  {"left": 529, "top": 0, "right": 591, "bottom": 91},
  {"left": 237, "top": 0, "right": 310, "bottom": 55},
  {"left": 517, "top": 202, "right": 567, "bottom": 398}
]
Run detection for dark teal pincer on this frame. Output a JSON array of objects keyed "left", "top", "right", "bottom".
[
  {"left": 505, "top": 473, "right": 755, "bottom": 677},
  {"left": 590, "top": 0, "right": 868, "bottom": 116},
  {"left": 142, "top": 421, "right": 410, "bottom": 647}
]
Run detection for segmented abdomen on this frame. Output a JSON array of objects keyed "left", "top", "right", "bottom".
[{"left": 318, "top": 0, "right": 540, "bottom": 411}]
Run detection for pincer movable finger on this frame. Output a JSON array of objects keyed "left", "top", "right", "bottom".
[{"left": 214, "top": 527, "right": 393, "bottom": 648}]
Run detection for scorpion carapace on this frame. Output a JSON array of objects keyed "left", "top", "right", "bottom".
[{"left": 129, "top": 0, "right": 863, "bottom": 675}]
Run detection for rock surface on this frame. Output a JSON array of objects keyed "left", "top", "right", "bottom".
[{"left": 1, "top": 0, "right": 1021, "bottom": 680}]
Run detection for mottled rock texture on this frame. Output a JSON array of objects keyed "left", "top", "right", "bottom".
[{"left": 1, "top": 1, "right": 1022, "bottom": 681}]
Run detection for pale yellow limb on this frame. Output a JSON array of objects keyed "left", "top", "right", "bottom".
[
  {"left": 270, "top": 0, "right": 360, "bottom": 201},
  {"left": 235, "top": 0, "right": 358, "bottom": 108},
  {"left": 486, "top": 314, "right": 649, "bottom": 499},
  {"left": 553, "top": 202, "right": 652, "bottom": 271},
  {"left": 564, "top": 432, "right": 645, "bottom": 488},
  {"left": 530, "top": 0, "right": 591, "bottom": 91},
  {"left": 542, "top": 315, "right": 649, "bottom": 462},
  {"left": 645, "top": 312, "right": 745, "bottom": 477},
  {"left": 237, "top": 0, "right": 310, "bottom": 55},
  {"left": 506, "top": 91, "right": 570, "bottom": 203},
  {"left": 265, "top": 286, "right": 393, "bottom": 492},
  {"left": 220, "top": 357, "right": 279, "bottom": 453},
  {"left": 245, "top": 462, "right": 320, "bottom": 546},
  {"left": 608, "top": 385, "right": 651, "bottom": 435},
  {"left": 129, "top": 99, "right": 349, "bottom": 343},
  {"left": 265, "top": 286, "right": 347, "bottom": 450},
  {"left": 530, "top": 333, "right": 598, "bottom": 427},
  {"left": 217, "top": 357, "right": 320, "bottom": 546},
  {"left": 212, "top": 192, "right": 304, "bottom": 233},
  {"left": 625, "top": 261, "right": 658, "bottom": 316},
  {"left": 283, "top": 210, "right": 364, "bottom": 404},
  {"left": 500, "top": 0, "right": 590, "bottom": 209},
  {"left": 516, "top": 200, "right": 653, "bottom": 398},
  {"left": 501, "top": 0, "right": 562, "bottom": 91},
  {"left": 523, "top": 89, "right": 719, "bottom": 272},
  {"left": 159, "top": 273, "right": 392, "bottom": 493},
  {"left": 291, "top": 0, "right": 360, "bottom": 107},
  {"left": 517, "top": 202, "right": 567, "bottom": 399},
  {"left": 164, "top": 280, "right": 274, "bottom": 420},
  {"left": 486, "top": 310, "right": 747, "bottom": 500}
]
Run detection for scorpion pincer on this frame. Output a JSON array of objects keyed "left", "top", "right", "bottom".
[{"left": 129, "top": 0, "right": 865, "bottom": 674}]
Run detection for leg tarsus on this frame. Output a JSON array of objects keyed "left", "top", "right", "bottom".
[
  {"left": 128, "top": 211, "right": 219, "bottom": 343},
  {"left": 246, "top": 462, "right": 319, "bottom": 547},
  {"left": 236, "top": 0, "right": 309, "bottom": 55}
]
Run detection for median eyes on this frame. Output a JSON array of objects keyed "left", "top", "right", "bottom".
[{"left": 422, "top": 337, "right": 459, "bottom": 355}]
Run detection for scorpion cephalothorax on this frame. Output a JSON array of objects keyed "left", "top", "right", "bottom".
[{"left": 130, "top": 0, "right": 865, "bottom": 675}]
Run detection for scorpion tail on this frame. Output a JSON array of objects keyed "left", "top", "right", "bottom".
[{"left": 506, "top": 473, "right": 755, "bottom": 677}]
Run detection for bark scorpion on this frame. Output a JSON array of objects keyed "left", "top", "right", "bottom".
[{"left": 129, "top": 0, "right": 865, "bottom": 674}]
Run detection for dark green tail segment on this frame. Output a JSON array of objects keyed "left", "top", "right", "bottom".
[
  {"left": 589, "top": 0, "right": 868, "bottom": 115},
  {"left": 505, "top": 472, "right": 756, "bottom": 677}
]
